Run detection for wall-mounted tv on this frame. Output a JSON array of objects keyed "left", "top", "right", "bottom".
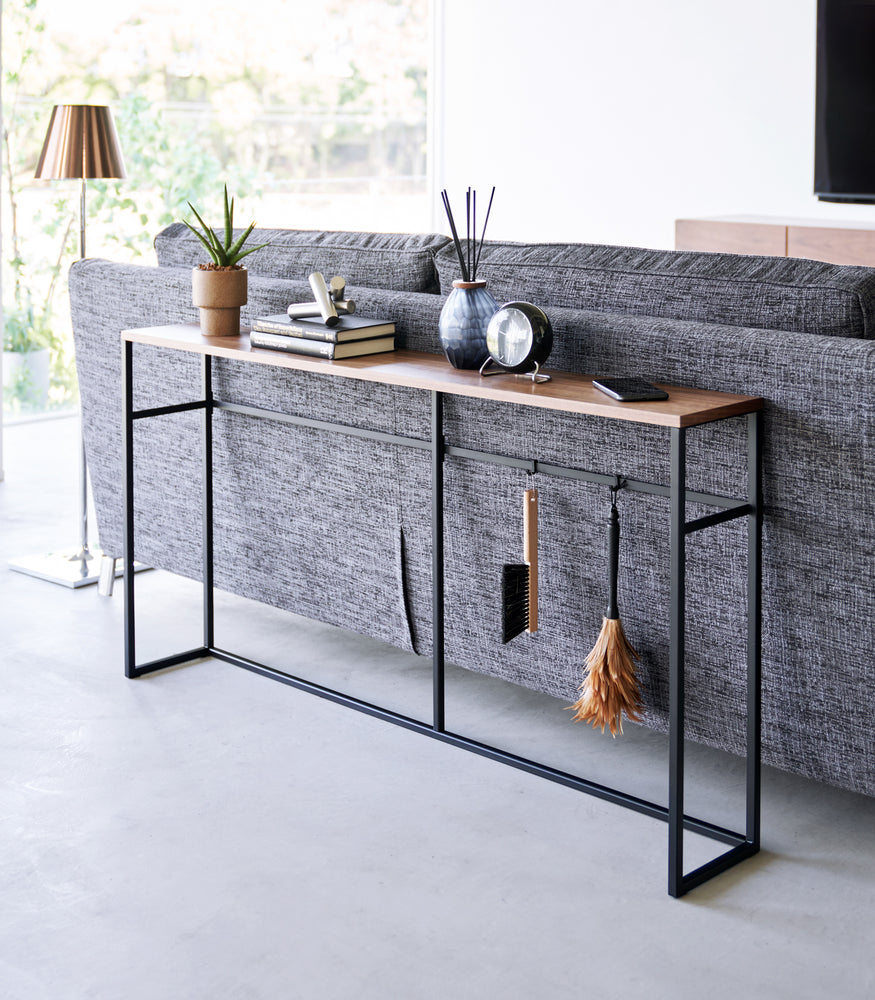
[{"left": 815, "top": 0, "right": 875, "bottom": 202}]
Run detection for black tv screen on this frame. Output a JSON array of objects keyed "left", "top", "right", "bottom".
[{"left": 815, "top": 0, "right": 875, "bottom": 202}]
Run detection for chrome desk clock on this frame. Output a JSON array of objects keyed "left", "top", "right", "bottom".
[{"left": 479, "top": 301, "right": 553, "bottom": 383}]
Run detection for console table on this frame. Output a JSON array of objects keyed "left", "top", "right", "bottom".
[{"left": 121, "top": 323, "right": 764, "bottom": 897}]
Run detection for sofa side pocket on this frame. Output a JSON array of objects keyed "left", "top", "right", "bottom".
[{"left": 395, "top": 525, "right": 419, "bottom": 655}]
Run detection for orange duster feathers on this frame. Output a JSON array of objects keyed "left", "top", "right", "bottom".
[{"left": 568, "top": 489, "right": 643, "bottom": 736}]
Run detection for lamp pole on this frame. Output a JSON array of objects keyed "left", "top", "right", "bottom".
[
  {"left": 75, "top": 176, "right": 89, "bottom": 565},
  {"left": 8, "top": 105, "right": 126, "bottom": 587}
]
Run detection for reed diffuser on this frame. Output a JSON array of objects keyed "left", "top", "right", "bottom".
[{"left": 438, "top": 186, "right": 497, "bottom": 369}]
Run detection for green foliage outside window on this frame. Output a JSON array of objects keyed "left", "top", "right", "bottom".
[{"left": 2, "top": 0, "right": 428, "bottom": 417}]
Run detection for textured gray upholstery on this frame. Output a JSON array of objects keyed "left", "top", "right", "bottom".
[
  {"left": 157, "top": 224, "right": 451, "bottom": 293},
  {"left": 69, "top": 228, "right": 875, "bottom": 797},
  {"left": 435, "top": 240, "right": 875, "bottom": 338}
]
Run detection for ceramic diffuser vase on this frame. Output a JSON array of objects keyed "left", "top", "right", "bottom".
[
  {"left": 439, "top": 280, "right": 498, "bottom": 369},
  {"left": 438, "top": 186, "right": 498, "bottom": 369},
  {"left": 184, "top": 185, "right": 269, "bottom": 337}
]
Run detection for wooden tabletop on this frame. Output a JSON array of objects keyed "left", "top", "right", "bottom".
[{"left": 123, "top": 324, "right": 763, "bottom": 428}]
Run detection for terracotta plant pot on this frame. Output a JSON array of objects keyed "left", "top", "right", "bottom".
[{"left": 191, "top": 266, "right": 248, "bottom": 337}]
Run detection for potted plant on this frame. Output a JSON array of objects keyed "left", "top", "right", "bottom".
[
  {"left": 2, "top": 302, "right": 54, "bottom": 412},
  {"left": 184, "top": 186, "right": 269, "bottom": 337}
]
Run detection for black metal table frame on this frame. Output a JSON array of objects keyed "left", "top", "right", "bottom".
[{"left": 122, "top": 343, "right": 763, "bottom": 898}]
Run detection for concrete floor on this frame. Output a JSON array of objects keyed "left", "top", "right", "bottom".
[{"left": 1, "top": 416, "right": 874, "bottom": 1000}]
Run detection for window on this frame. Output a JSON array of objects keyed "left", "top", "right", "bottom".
[{"left": 2, "top": 0, "right": 430, "bottom": 417}]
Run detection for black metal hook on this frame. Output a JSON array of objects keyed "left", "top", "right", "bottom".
[{"left": 610, "top": 475, "right": 627, "bottom": 506}]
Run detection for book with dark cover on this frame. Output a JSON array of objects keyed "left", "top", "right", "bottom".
[
  {"left": 249, "top": 330, "right": 396, "bottom": 359},
  {"left": 252, "top": 313, "right": 395, "bottom": 343}
]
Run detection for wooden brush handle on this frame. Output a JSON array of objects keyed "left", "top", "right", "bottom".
[{"left": 524, "top": 488, "right": 538, "bottom": 632}]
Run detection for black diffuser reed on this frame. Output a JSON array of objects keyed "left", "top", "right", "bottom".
[{"left": 440, "top": 186, "right": 495, "bottom": 282}]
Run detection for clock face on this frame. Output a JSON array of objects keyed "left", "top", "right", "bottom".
[{"left": 486, "top": 306, "right": 533, "bottom": 367}]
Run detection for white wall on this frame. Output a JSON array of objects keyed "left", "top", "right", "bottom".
[
  {"left": 0, "top": 8, "right": 5, "bottom": 480},
  {"left": 434, "top": 0, "right": 875, "bottom": 248}
]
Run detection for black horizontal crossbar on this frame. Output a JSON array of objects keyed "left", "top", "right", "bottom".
[
  {"left": 132, "top": 400, "right": 206, "bottom": 420},
  {"left": 178, "top": 644, "right": 746, "bottom": 849},
  {"left": 678, "top": 841, "right": 759, "bottom": 896},
  {"left": 128, "top": 646, "right": 210, "bottom": 677},
  {"left": 448, "top": 446, "right": 744, "bottom": 511},
  {"left": 685, "top": 503, "right": 754, "bottom": 534},
  {"left": 213, "top": 399, "right": 431, "bottom": 451},
  {"left": 147, "top": 396, "right": 749, "bottom": 523}
]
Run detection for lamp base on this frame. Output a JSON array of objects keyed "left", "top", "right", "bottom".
[{"left": 8, "top": 546, "right": 149, "bottom": 589}]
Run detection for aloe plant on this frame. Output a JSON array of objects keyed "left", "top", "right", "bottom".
[{"left": 184, "top": 185, "right": 269, "bottom": 268}]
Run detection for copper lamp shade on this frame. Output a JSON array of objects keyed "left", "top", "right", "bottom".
[{"left": 34, "top": 104, "right": 126, "bottom": 181}]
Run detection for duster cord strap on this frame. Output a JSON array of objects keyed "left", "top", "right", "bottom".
[{"left": 607, "top": 499, "right": 621, "bottom": 620}]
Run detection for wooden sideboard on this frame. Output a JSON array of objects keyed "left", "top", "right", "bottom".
[{"left": 675, "top": 215, "right": 875, "bottom": 266}]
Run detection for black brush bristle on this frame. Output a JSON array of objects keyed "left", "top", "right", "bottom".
[{"left": 502, "top": 563, "right": 530, "bottom": 643}]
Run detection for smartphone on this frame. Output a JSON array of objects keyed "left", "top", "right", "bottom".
[{"left": 591, "top": 377, "right": 669, "bottom": 402}]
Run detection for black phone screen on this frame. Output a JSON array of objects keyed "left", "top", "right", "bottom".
[{"left": 592, "top": 377, "right": 670, "bottom": 401}]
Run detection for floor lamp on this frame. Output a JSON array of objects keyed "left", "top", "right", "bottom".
[{"left": 9, "top": 105, "right": 127, "bottom": 588}]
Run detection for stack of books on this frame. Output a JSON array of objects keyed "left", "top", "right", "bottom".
[{"left": 249, "top": 314, "right": 396, "bottom": 359}]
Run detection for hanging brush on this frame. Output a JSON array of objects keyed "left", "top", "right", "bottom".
[
  {"left": 568, "top": 483, "right": 643, "bottom": 735},
  {"left": 502, "top": 486, "right": 539, "bottom": 642}
]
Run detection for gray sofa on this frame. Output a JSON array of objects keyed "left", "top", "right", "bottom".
[{"left": 69, "top": 224, "right": 875, "bottom": 798}]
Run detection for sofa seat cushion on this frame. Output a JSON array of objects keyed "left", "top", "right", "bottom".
[
  {"left": 156, "top": 224, "right": 451, "bottom": 293},
  {"left": 435, "top": 240, "right": 875, "bottom": 338}
]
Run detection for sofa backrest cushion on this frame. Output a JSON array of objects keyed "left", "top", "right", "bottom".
[
  {"left": 435, "top": 240, "right": 875, "bottom": 338},
  {"left": 156, "top": 224, "right": 451, "bottom": 294}
]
